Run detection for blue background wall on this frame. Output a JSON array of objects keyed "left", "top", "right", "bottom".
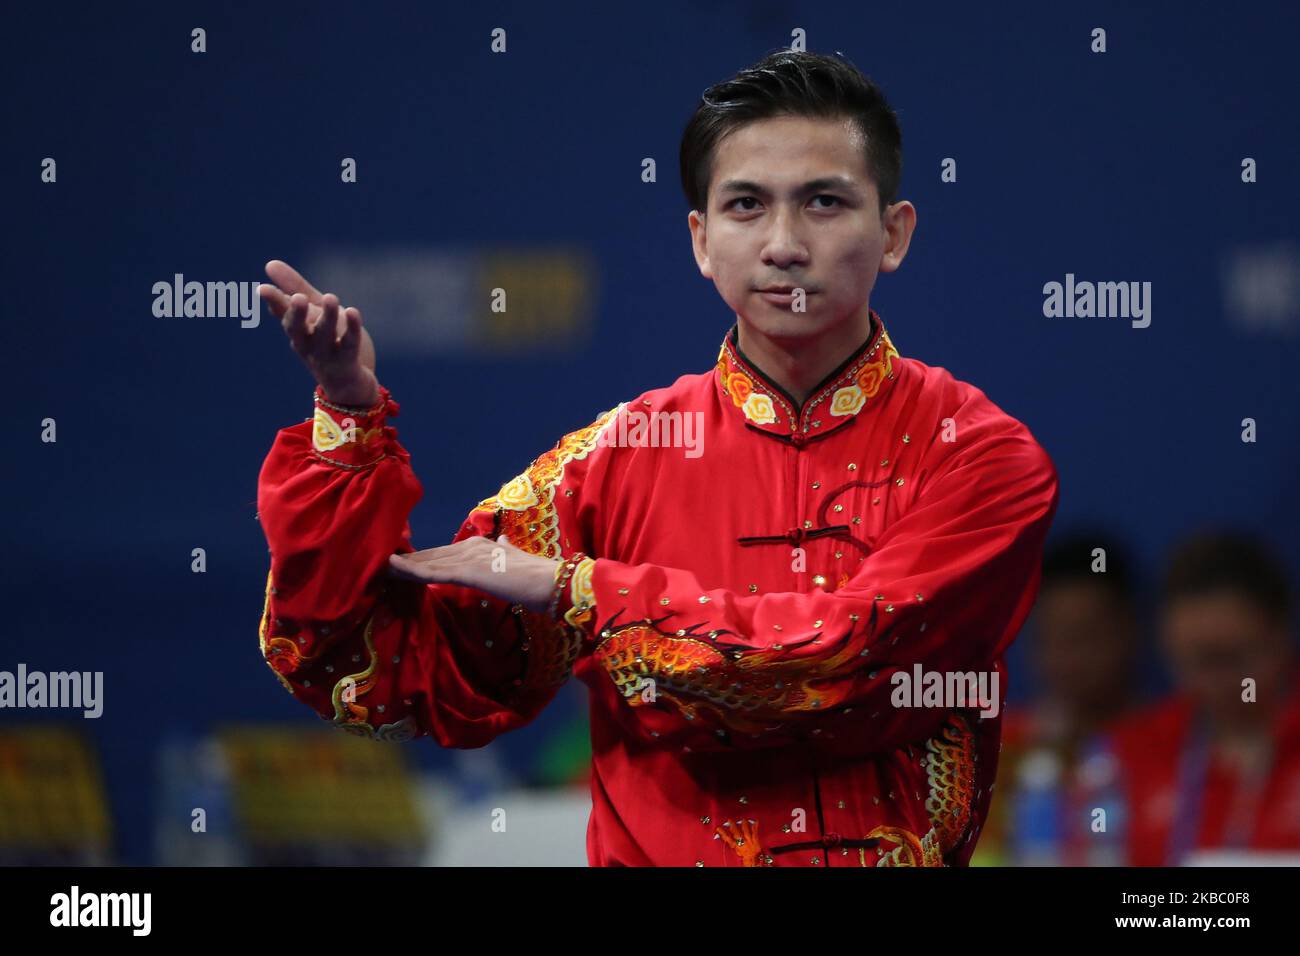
[{"left": 4, "top": 0, "right": 1297, "bottom": 862}]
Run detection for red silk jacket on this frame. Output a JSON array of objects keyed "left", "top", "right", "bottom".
[{"left": 256, "top": 310, "right": 1059, "bottom": 866}]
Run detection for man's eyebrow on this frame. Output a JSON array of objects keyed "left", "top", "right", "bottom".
[{"left": 716, "top": 176, "right": 863, "bottom": 197}]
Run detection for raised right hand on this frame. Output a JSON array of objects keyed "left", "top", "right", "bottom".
[{"left": 259, "top": 259, "right": 380, "bottom": 407}]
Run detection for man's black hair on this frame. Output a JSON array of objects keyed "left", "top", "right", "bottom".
[
  {"left": 1040, "top": 530, "right": 1137, "bottom": 606},
  {"left": 679, "top": 49, "right": 903, "bottom": 217},
  {"left": 1163, "top": 529, "right": 1294, "bottom": 625}
]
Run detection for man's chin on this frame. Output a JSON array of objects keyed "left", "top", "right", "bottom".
[{"left": 737, "top": 310, "right": 828, "bottom": 342}]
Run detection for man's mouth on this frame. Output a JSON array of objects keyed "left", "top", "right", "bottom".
[
  {"left": 757, "top": 286, "right": 816, "bottom": 304},
  {"left": 756, "top": 284, "right": 817, "bottom": 295}
]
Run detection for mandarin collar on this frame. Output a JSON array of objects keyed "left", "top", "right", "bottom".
[{"left": 713, "top": 309, "right": 900, "bottom": 443}]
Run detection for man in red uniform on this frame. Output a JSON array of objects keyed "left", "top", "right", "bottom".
[
  {"left": 1110, "top": 532, "right": 1300, "bottom": 865},
  {"left": 975, "top": 532, "right": 1143, "bottom": 865},
  {"left": 255, "top": 50, "right": 1059, "bottom": 866}
]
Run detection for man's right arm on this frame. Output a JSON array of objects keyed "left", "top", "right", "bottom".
[{"left": 255, "top": 385, "right": 582, "bottom": 747}]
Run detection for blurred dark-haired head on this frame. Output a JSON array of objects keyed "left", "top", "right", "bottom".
[
  {"left": 1031, "top": 531, "right": 1140, "bottom": 725},
  {"left": 1160, "top": 530, "right": 1296, "bottom": 722}
]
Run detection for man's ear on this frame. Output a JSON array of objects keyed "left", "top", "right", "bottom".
[
  {"left": 688, "top": 209, "right": 713, "bottom": 279},
  {"left": 878, "top": 200, "right": 917, "bottom": 274}
]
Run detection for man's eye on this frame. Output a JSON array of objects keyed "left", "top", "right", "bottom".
[{"left": 727, "top": 196, "right": 841, "bottom": 211}]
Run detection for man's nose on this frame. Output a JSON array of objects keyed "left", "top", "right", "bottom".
[{"left": 761, "top": 209, "right": 809, "bottom": 265}]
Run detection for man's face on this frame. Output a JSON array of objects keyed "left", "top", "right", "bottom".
[
  {"left": 1161, "top": 590, "right": 1292, "bottom": 719},
  {"left": 687, "top": 114, "right": 914, "bottom": 341},
  {"left": 1033, "top": 581, "right": 1135, "bottom": 716}
]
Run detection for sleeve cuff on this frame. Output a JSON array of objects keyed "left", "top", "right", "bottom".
[
  {"left": 310, "top": 384, "right": 400, "bottom": 469},
  {"left": 550, "top": 553, "right": 597, "bottom": 638}
]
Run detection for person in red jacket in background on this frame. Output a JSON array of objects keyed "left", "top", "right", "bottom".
[
  {"left": 254, "top": 50, "right": 1059, "bottom": 866},
  {"left": 973, "top": 532, "right": 1143, "bottom": 865},
  {"left": 1110, "top": 531, "right": 1300, "bottom": 865}
]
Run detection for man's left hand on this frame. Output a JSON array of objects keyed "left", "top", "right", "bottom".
[{"left": 386, "top": 534, "right": 560, "bottom": 613}]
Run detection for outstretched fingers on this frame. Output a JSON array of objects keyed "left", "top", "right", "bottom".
[
  {"left": 258, "top": 283, "right": 290, "bottom": 318},
  {"left": 339, "top": 306, "right": 363, "bottom": 351},
  {"left": 282, "top": 293, "right": 312, "bottom": 355},
  {"left": 264, "top": 260, "right": 325, "bottom": 304},
  {"left": 313, "top": 294, "right": 342, "bottom": 350}
]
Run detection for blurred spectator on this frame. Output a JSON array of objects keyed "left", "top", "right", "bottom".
[
  {"left": 1110, "top": 530, "right": 1300, "bottom": 864},
  {"left": 975, "top": 531, "right": 1142, "bottom": 865}
]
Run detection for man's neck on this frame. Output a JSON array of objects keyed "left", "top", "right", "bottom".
[{"left": 734, "top": 309, "right": 876, "bottom": 407}]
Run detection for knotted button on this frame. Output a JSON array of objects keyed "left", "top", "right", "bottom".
[{"left": 790, "top": 432, "right": 807, "bottom": 447}]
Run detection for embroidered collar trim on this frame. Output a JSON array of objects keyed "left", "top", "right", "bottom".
[{"left": 714, "top": 310, "right": 901, "bottom": 441}]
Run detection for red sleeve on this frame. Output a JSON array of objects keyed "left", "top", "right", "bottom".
[
  {"left": 574, "top": 420, "right": 1059, "bottom": 754},
  {"left": 255, "top": 385, "right": 592, "bottom": 748}
]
